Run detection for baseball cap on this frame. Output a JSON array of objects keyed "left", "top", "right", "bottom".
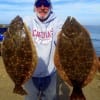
[{"left": 34, "top": 0, "right": 51, "bottom": 7}]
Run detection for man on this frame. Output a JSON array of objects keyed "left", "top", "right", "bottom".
[{"left": 23, "top": 0, "right": 63, "bottom": 100}]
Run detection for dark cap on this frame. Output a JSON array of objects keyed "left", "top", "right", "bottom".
[{"left": 34, "top": 0, "right": 51, "bottom": 7}]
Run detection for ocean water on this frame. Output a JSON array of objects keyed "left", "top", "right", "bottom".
[
  {"left": 84, "top": 25, "right": 100, "bottom": 56},
  {"left": 0, "top": 25, "right": 100, "bottom": 56}
]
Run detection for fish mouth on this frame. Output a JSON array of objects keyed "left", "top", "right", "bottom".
[
  {"left": 62, "top": 16, "right": 82, "bottom": 38},
  {"left": 67, "top": 16, "right": 76, "bottom": 24},
  {"left": 68, "top": 16, "right": 73, "bottom": 24}
]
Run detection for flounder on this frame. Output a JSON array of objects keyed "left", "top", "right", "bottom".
[
  {"left": 98, "top": 57, "right": 100, "bottom": 72},
  {"left": 54, "top": 16, "right": 99, "bottom": 100},
  {"left": 1, "top": 16, "right": 38, "bottom": 95}
]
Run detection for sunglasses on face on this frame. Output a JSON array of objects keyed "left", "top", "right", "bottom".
[{"left": 35, "top": 0, "right": 51, "bottom": 8}]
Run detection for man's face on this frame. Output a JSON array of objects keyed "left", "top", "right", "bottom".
[
  {"left": 34, "top": 0, "right": 51, "bottom": 20},
  {"left": 35, "top": 5, "right": 50, "bottom": 20}
]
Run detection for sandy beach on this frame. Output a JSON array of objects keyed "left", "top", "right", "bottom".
[
  {"left": 0, "top": 56, "right": 100, "bottom": 100},
  {"left": 0, "top": 56, "right": 24, "bottom": 100}
]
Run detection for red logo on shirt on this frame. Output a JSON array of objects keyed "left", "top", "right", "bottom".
[{"left": 32, "top": 29, "right": 53, "bottom": 44}]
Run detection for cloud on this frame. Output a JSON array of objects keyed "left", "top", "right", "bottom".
[
  {"left": 0, "top": 0, "right": 100, "bottom": 25},
  {"left": 52, "top": 1, "right": 100, "bottom": 25}
]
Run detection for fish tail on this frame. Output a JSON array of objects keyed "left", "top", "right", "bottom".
[
  {"left": 70, "top": 87, "right": 86, "bottom": 100},
  {"left": 13, "top": 84, "right": 27, "bottom": 95}
]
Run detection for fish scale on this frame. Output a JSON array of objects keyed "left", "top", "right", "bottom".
[
  {"left": 1, "top": 16, "right": 38, "bottom": 95},
  {"left": 54, "top": 16, "right": 99, "bottom": 100}
]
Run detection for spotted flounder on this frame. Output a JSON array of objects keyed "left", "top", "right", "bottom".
[
  {"left": 1, "top": 16, "right": 38, "bottom": 95},
  {"left": 54, "top": 16, "right": 99, "bottom": 100}
]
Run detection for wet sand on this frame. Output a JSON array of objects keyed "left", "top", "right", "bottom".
[{"left": 0, "top": 56, "right": 100, "bottom": 100}]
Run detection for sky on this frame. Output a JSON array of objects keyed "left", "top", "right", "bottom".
[{"left": 0, "top": 0, "right": 100, "bottom": 25}]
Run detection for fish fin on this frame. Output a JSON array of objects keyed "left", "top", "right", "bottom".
[
  {"left": 70, "top": 87, "right": 86, "bottom": 100},
  {"left": 13, "top": 85, "right": 27, "bottom": 95}
]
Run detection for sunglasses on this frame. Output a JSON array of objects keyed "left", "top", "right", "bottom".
[{"left": 35, "top": 0, "right": 51, "bottom": 7}]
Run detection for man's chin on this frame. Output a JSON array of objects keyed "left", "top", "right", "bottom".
[
  {"left": 36, "top": 10, "right": 51, "bottom": 21},
  {"left": 38, "top": 14, "right": 48, "bottom": 20}
]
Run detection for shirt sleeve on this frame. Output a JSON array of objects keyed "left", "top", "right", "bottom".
[
  {"left": 23, "top": 16, "right": 32, "bottom": 31},
  {"left": 53, "top": 18, "right": 64, "bottom": 46}
]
